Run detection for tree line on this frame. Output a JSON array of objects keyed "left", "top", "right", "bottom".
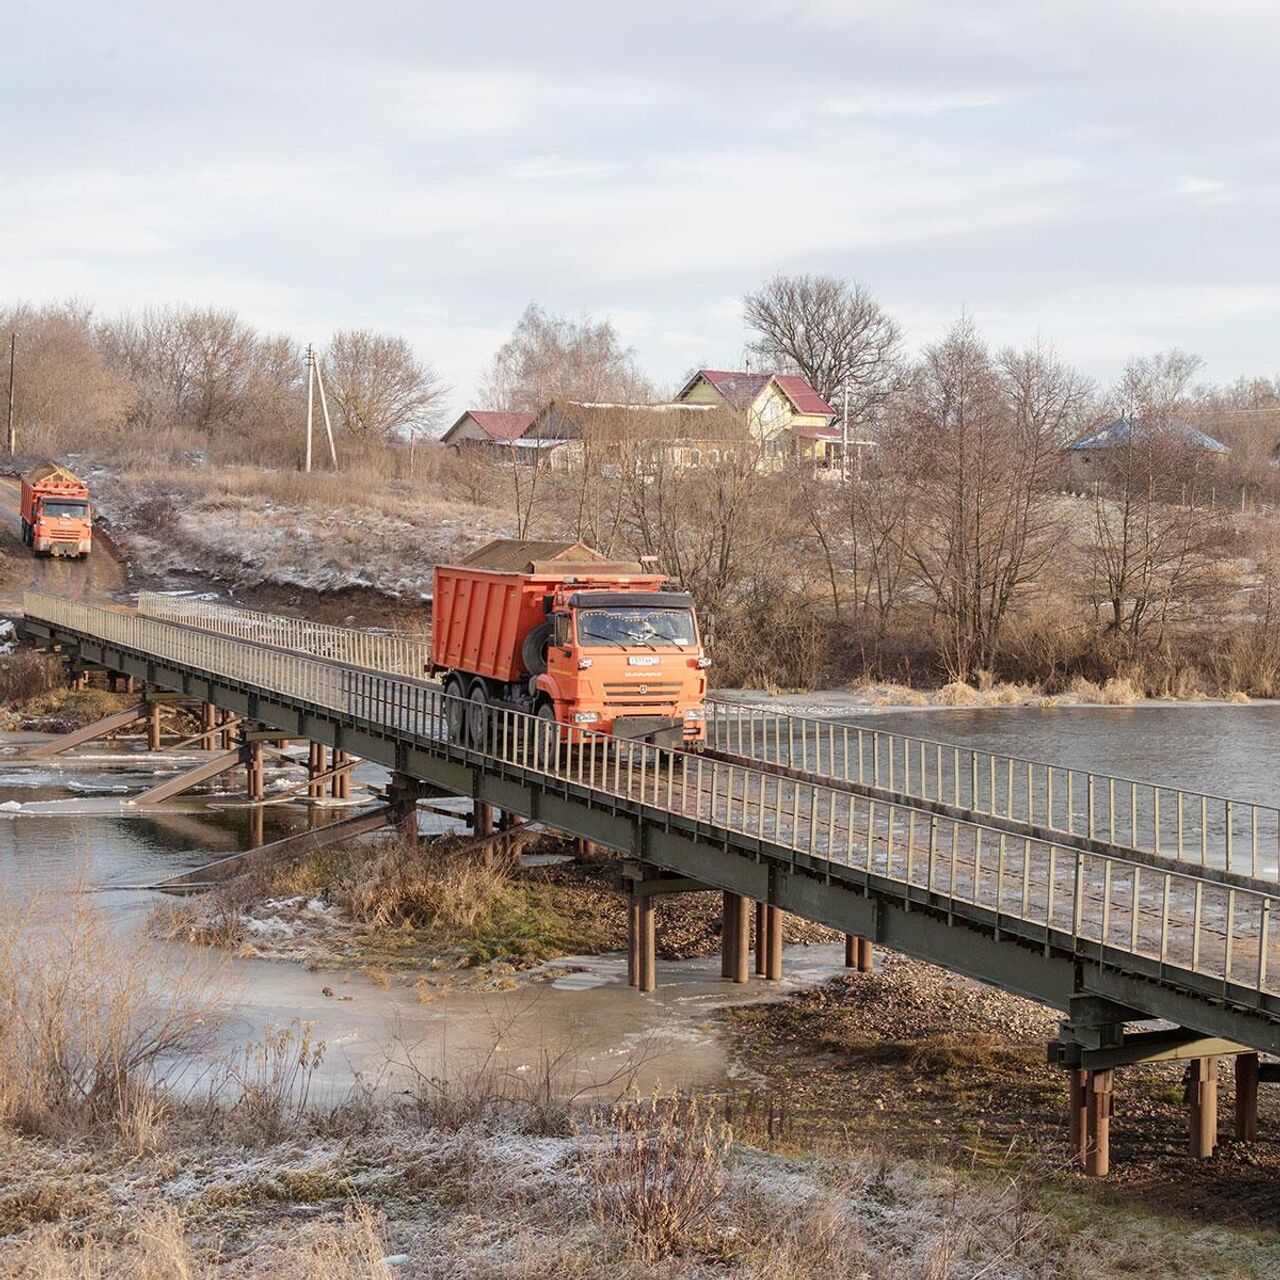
[{"left": 0, "top": 301, "right": 446, "bottom": 463}]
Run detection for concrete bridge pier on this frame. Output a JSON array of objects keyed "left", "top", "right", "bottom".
[{"left": 1186, "top": 1056, "right": 1219, "bottom": 1158}]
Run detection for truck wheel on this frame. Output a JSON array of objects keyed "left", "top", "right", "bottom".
[
  {"left": 443, "top": 676, "right": 468, "bottom": 744},
  {"left": 535, "top": 701, "right": 560, "bottom": 764},
  {"left": 522, "top": 621, "right": 554, "bottom": 677},
  {"left": 467, "top": 683, "right": 491, "bottom": 753}
]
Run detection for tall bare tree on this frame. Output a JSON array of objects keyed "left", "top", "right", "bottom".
[
  {"left": 743, "top": 273, "right": 901, "bottom": 413},
  {"left": 479, "top": 304, "right": 651, "bottom": 411},
  {"left": 0, "top": 301, "right": 133, "bottom": 451},
  {"left": 318, "top": 329, "right": 445, "bottom": 445},
  {"left": 901, "top": 320, "right": 1086, "bottom": 680}
]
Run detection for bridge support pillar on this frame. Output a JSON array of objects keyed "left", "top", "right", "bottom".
[
  {"left": 721, "top": 893, "right": 749, "bottom": 983},
  {"left": 628, "top": 892, "right": 656, "bottom": 992},
  {"left": 307, "top": 742, "right": 326, "bottom": 799},
  {"left": 1187, "top": 1056, "right": 1219, "bottom": 1159},
  {"left": 1067, "top": 1069, "right": 1088, "bottom": 1166},
  {"left": 331, "top": 749, "right": 351, "bottom": 800},
  {"left": 845, "top": 934, "right": 874, "bottom": 972},
  {"left": 201, "top": 703, "right": 218, "bottom": 739},
  {"left": 763, "top": 904, "right": 782, "bottom": 981},
  {"left": 246, "top": 741, "right": 266, "bottom": 803},
  {"left": 1085, "top": 1069, "right": 1113, "bottom": 1177},
  {"left": 499, "top": 811, "right": 523, "bottom": 860},
  {"left": 1235, "top": 1053, "right": 1259, "bottom": 1142},
  {"left": 147, "top": 700, "right": 163, "bottom": 752},
  {"left": 388, "top": 773, "right": 419, "bottom": 848},
  {"left": 219, "top": 709, "right": 234, "bottom": 751},
  {"left": 474, "top": 801, "right": 493, "bottom": 837}
]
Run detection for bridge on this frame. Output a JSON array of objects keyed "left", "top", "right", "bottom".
[{"left": 17, "top": 589, "right": 1280, "bottom": 1177}]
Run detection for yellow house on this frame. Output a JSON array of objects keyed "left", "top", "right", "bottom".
[{"left": 674, "top": 369, "right": 840, "bottom": 467}]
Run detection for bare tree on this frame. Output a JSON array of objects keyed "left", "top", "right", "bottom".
[
  {"left": 0, "top": 301, "right": 133, "bottom": 451},
  {"left": 743, "top": 273, "right": 901, "bottom": 413},
  {"left": 479, "top": 304, "right": 651, "bottom": 411},
  {"left": 900, "top": 319, "right": 1082, "bottom": 680},
  {"left": 322, "top": 330, "right": 447, "bottom": 442}
]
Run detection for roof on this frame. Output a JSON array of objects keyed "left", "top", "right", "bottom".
[
  {"left": 459, "top": 539, "right": 644, "bottom": 575},
  {"left": 683, "top": 369, "right": 771, "bottom": 412},
  {"left": 1069, "top": 416, "right": 1230, "bottom": 454},
  {"left": 773, "top": 374, "right": 835, "bottom": 418},
  {"left": 527, "top": 400, "right": 744, "bottom": 442},
  {"left": 677, "top": 369, "right": 834, "bottom": 418},
  {"left": 443, "top": 410, "right": 535, "bottom": 443}
]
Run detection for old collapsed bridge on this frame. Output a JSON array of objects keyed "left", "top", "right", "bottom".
[{"left": 18, "top": 589, "right": 1280, "bottom": 1177}]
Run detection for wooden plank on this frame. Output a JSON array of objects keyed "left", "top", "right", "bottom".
[
  {"left": 151, "top": 808, "right": 397, "bottom": 890},
  {"left": 132, "top": 748, "right": 245, "bottom": 805},
  {"left": 24, "top": 702, "right": 150, "bottom": 758}
]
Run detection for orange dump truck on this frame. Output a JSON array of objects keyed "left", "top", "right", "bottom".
[
  {"left": 431, "top": 539, "right": 709, "bottom": 748},
  {"left": 20, "top": 462, "right": 93, "bottom": 558}
]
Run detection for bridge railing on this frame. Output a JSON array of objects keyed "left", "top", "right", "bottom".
[
  {"left": 23, "top": 590, "right": 1280, "bottom": 1010},
  {"left": 706, "top": 700, "right": 1280, "bottom": 883},
  {"left": 136, "top": 592, "right": 431, "bottom": 681}
]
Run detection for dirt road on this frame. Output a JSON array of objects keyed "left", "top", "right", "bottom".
[{"left": 0, "top": 475, "right": 130, "bottom": 615}]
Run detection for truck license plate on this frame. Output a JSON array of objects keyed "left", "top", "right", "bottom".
[{"left": 628, "top": 655, "right": 659, "bottom": 666}]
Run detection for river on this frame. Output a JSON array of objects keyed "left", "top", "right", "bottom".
[{"left": 3, "top": 702, "right": 1277, "bottom": 1101}]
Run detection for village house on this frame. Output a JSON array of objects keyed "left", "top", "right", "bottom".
[
  {"left": 440, "top": 410, "right": 536, "bottom": 447},
  {"left": 521, "top": 399, "right": 745, "bottom": 473},
  {"left": 673, "top": 368, "right": 841, "bottom": 467},
  {"left": 1066, "top": 415, "right": 1230, "bottom": 485}
]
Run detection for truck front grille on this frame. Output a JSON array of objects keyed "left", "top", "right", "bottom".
[{"left": 603, "top": 682, "right": 681, "bottom": 697}]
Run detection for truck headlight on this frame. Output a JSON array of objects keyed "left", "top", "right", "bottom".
[
  {"left": 572, "top": 711, "right": 600, "bottom": 724},
  {"left": 683, "top": 707, "right": 705, "bottom": 720}
]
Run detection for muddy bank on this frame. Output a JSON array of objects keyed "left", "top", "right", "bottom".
[{"left": 725, "top": 952, "right": 1280, "bottom": 1232}]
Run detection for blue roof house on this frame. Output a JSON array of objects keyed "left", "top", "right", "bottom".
[{"left": 1066, "top": 415, "right": 1228, "bottom": 483}]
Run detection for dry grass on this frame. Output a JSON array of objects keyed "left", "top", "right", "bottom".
[
  {"left": 2, "top": 1203, "right": 395, "bottom": 1279},
  {"left": 579, "top": 1091, "right": 732, "bottom": 1262},
  {"left": 0, "top": 894, "right": 222, "bottom": 1141},
  {"left": 0, "top": 650, "right": 64, "bottom": 704}
]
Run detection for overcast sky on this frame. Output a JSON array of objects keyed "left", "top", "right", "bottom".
[{"left": 2, "top": 0, "right": 1277, "bottom": 415}]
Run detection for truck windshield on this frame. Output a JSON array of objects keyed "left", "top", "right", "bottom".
[
  {"left": 41, "top": 501, "right": 88, "bottom": 518},
  {"left": 577, "top": 607, "right": 696, "bottom": 649}
]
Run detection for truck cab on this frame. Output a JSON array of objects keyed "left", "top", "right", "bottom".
[
  {"left": 538, "top": 588, "right": 709, "bottom": 744},
  {"left": 20, "top": 462, "right": 93, "bottom": 559}
]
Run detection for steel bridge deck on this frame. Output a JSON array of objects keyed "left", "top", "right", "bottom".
[{"left": 19, "top": 591, "right": 1280, "bottom": 1057}]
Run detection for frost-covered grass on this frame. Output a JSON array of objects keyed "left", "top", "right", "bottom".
[
  {"left": 4, "top": 894, "right": 1278, "bottom": 1277},
  {"left": 93, "top": 463, "right": 510, "bottom": 599},
  {"left": 5, "top": 1098, "right": 1277, "bottom": 1279}
]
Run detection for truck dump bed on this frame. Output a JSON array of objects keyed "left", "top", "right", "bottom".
[{"left": 432, "top": 540, "right": 665, "bottom": 683}]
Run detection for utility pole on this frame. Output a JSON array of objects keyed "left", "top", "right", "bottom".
[
  {"left": 6, "top": 333, "right": 15, "bottom": 456},
  {"left": 303, "top": 343, "right": 315, "bottom": 473},
  {"left": 312, "top": 351, "right": 338, "bottom": 468}
]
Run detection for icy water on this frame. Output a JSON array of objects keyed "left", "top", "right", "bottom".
[
  {"left": 0, "top": 728, "right": 838, "bottom": 1098},
  {"left": 4, "top": 703, "right": 1278, "bottom": 1100}
]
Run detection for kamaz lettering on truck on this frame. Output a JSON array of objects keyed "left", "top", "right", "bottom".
[
  {"left": 430, "top": 540, "right": 710, "bottom": 748},
  {"left": 20, "top": 462, "right": 93, "bottom": 559}
]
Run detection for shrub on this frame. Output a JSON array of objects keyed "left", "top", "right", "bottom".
[
  {"left": 0, "top": 650, "right": 63, "bottom": 704},
  {"left": 579, "top": 1091, "right": 732, "bottom": 1261}
]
